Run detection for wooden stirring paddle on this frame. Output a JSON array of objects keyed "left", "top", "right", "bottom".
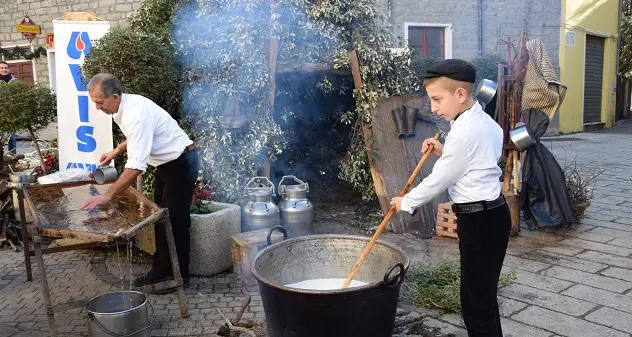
[{"left": 342, "top": 132, "right": 441, "bottom": 288}]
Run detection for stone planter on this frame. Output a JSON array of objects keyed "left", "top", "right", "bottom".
[{"left": 190, "top": 201, "right": 241, "bottom": 276}]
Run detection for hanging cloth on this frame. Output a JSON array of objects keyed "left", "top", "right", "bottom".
[{"left": 520, "top": 108, "right": 575, "bottom": 228}]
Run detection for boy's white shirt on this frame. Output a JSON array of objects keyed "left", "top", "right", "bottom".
[{"left": 400, "top": 101, "right": 504, "bottom": 214}]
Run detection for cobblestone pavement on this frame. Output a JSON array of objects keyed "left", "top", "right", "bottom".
[{"left": 2, "top": 124, "right": 632, "bottom": 336}]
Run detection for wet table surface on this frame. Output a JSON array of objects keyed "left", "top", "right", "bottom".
[{"left": 24, "top": 182, "right": 160, "bottom": 238}]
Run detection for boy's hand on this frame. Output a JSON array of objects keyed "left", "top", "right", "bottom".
[
  {"left": 422, "top": 137, "right": 443, "bottom": 157},
  {"left": 390, "top": 197, "right": 403, "bottom": 212}
]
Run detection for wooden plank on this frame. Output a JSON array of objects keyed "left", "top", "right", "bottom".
[
  {"left": 262, "top": 38, "right": 280, "bottom": 178},
  {"left": 371, "top": 96, "right": 450, "bottom": 236},
  {"left": 62, "top": 12, "right": 97, "bottom": 21},
  {"left": 28, "top": 241, "right": 104, "bottom": 256},
  {"left": 348, "top": 50, "right": 391, "bottom": 215}
]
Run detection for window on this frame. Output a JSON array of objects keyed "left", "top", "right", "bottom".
[
  {"left": 47, "top": 49, "right": 57, "bottom": 92},
  {"left": 408, "top": 26, "right": 445, "bottom": 59}
]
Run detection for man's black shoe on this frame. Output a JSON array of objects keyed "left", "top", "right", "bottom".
[
  {"left": 151, "top": 278, "right": 190, "bottom": 295},
  {"left": 133, "top": 269, "right": 171, "bottom": 288}
]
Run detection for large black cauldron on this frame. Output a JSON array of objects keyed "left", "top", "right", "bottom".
[{"left": 251, "top": 233, "right": 409, "bottom": 337}]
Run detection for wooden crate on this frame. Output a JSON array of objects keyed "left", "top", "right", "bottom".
[
  {"left": 436, "top": 201, "right": 458, "bottom": 239},
  {"left": 230, "top": 228, "right": 285, "bottom": 286}
]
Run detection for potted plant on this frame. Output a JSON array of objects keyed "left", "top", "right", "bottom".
[{"left": 189, "top": 182, "right": 241, "bottom": 276}]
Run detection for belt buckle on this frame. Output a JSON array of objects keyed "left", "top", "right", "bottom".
[{"left": 451, "top": 203, "right": 458, "bottom": 214}]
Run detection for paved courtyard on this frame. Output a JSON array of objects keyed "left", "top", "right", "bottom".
[{"left": 2, "top": 120, "right": 632, "bottom": 336}]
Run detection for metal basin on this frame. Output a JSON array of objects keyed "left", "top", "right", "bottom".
[
  {"left": 86, "top": 291, "right": 152, "bottom": 337},
  {"left": 510, "top": 122, "right": 536, "bottom": 152},
  {"left": 251, "top": 234, "right": 409, "bottom": 337},
  {"left": 475, "top": 79, "right": 498, "bottom": 105}
]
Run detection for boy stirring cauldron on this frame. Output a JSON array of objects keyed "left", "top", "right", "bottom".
[{"left": 391, "top": 59, "right": 510, "bottom": 337}]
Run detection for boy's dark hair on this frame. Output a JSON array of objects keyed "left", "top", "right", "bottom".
[
  {"left": 423, "top": 76, "right": 474, "bottom": 96},
  {"left": 0, "top": 61, "right": 9, "bottom": 67}
]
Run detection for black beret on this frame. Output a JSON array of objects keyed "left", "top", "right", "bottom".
[{"left": 424, "top": 59, "right": 477, "bottom": 83}]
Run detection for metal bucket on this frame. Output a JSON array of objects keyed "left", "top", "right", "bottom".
[
  {"left": 509, "top": 122, "right": 536, "bottom": 152},
  {"left": 86, "top": 291, "right": 153, "bottom": 337},
  {"left": 94, "top": 166, "right": 118, "bottom": 185},
  {"left": 251, "top": 235, "right": 409, "bottom": 337}
]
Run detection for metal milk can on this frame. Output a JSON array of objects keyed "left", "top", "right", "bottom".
[
  {"left": 278, "top": 175, "right": 314, "bottom": 238},
  {"left": 241, "top": 177, "right": 280, "bottom": 233}
]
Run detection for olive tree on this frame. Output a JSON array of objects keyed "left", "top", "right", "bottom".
[{"left": 0, "top": 80, "right": 57, "bottom": 170}]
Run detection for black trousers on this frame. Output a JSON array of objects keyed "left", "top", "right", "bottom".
[
  {"left": 456, "top": 202, "right": 511, "bottom": 337},
  {"left": 153, "top": 149, "right": 199, "bottom": 279}
]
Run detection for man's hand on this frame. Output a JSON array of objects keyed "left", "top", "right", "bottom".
[
  {"left": 99, "top": 150, "right": 117, "bottom": 166},
  {"left": 390, "top": 197, "right": 403, "bottom": 212},
  {"left": 80, "top": 194, "right": 112, "bottom": 211},
  {"left": 422, "top": 137, "right": 443, "bottom": 157}
]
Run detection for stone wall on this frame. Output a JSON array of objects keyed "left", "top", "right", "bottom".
[
  {"left": 377, "top": 0, "right": 562, "bottom": 72},
  {"left": 1, "top": 0, "right": 141, "bottom": 88}
]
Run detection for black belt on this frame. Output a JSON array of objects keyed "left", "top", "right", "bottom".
[
  {"left": 451, "top": 195, "right": 506, "bottom": 214},
  {"left": 182, "top": 143, "right": 195, "bottom": 154}
]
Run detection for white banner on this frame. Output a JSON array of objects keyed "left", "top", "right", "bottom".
[{"left": 53, "top": 20, "right": 113, "bottom": 173}]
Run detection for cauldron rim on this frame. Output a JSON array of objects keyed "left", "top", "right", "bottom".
[{"left": 250, "top": 234, "right": 410, "bottom": 295}]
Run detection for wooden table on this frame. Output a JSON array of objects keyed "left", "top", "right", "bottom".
[{"left": 16, "top": 181, "right": 189, "bottom": 337}]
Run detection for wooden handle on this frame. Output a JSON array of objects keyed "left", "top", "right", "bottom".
[
  {"left": 502, "top": 151, "right": 513, "bottom": 193},
  {"left": 342, "top": 132, "right": 441, "bottom": 288}
]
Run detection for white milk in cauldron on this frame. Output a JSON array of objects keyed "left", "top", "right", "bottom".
[{"left": 285, "top": 278, "right": 368, "bottom": 290}]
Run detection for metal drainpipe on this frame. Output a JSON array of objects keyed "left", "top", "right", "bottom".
[
  {"left": 478, "top": 0, "right": 483, "bottom": 56},
  {"left": 615, "top": 0, "right": 623, "bottom": 121},
  {"left": 389, "top": 0, "right": 394, "bottom": 37}
]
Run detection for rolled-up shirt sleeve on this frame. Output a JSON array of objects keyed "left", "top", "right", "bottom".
[
  {"left": 400, "top": 135, "right": 469, "bottom": 214},
  {"left": 124, "top": 112, "right": 153, "bottom": 172}
]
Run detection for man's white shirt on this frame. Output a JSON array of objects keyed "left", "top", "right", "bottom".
[
  {"left": 400, "top": 102, "right": 504, "bottom": 214},
  {"left": 112, "top": 94, "right": 193, "bottom": 172}
]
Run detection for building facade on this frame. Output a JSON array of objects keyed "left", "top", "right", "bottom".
[
  {"left": 1, "top": 0, "right": 622, "bottom": 136},
  {"left": 1, "top": 0, "right": 141, "bottom": 140},
  {"left": 1, "top": 0, "right": 141, "bottom": 89},
  {"left": 558, "top": 0, "right": 620, "bottom": 133},
  {"left": 377, "top": 0, "right": 562, "bottom": 71}
]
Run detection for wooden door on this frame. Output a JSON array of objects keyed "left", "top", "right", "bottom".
[{"left": 7, "top": 61, "right": 34, "bottom": 82}]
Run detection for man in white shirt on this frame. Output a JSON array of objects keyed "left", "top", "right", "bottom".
[
  {"left": 80, "top": 73, "right": 199, "bottom": 294},
  {"left": 391, "top": 60, "right": 510, "bottom": 337}
]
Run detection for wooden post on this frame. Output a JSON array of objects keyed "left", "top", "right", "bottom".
[
  {"left": 261, "top": 38, "right": 280, "bottom": 178},
  {"left": 162, "top": 211, "right": 189, "bottom": 318},
  {"left": 348, "top": 50, "right": 390, "bottom": 214},
  {"left": 17, "top": 188, "right": 33, "bottom": 281},
  {"left": 33, "top": 235, "right": 58, "bottom": 336}
]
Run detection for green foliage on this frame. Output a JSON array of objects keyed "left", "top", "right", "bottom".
[
  {"left": 337, "top": 121, "right": 375, "bottom": 200},
  {"left": 0, "top": 80, "right": 57, "bottom": 134},
  {"left": 621, "top": 16, "right": 632, "bottom": 77},
  {"left": 0, "top": 45, "right": 47, "bottom": 61},
  {"left": 82, "top": 27, "right": 181, "bottom": 118},
  {"left": 171, "top": 0, "right": 417, "bottom": 202},
  {"left": 470, "top": 54, "right": 505, "bottom": 87},
  {"left": 409, "top": 56, "right": 441, "bottom": 96},
  {"left": 402, "top": 260, "right": 516, "bottom": 313},
  {"left": 190, "top": 202, "right": 217, "bottom": 214},
  {"left": 128, "top": 0, "right": 186, "bottom": 43}
]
